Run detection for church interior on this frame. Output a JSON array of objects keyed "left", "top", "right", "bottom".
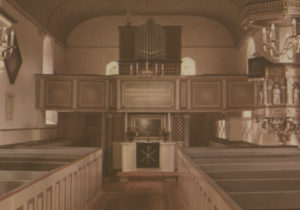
[{"left": 1, "top": 0, "right": 300, "bottom": 209}]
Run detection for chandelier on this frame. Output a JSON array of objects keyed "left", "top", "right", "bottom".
[
  {"left": 262, "top": 18, "right": 300, "bottom": 60},
  {"left": 0, "top": 27, "right": 15, "bottom": 60}
]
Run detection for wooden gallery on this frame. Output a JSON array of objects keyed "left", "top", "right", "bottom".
[{"left": 1, "top": 0, "right": 300, "bottom": 210}]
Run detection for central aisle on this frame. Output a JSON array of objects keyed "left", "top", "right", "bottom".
[{"left": 91, "top": 177, "right": 185, "bottom": 210}]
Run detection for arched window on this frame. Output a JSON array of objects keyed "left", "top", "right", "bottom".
[
  {"left": 106, "top": 61, "right": 119, "bottom": 75},
  {"left": 181, "top": 57, "right": 196, "bottom": 75},
  {"left": 43, "top": 36, "right": 58, "bottom": 125},
  {"left": 43, "top": 36, "right": 54, "bottom": 74}
]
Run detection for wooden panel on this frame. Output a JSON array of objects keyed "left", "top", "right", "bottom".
[
  {"left": 55, "top": 181, "right": 60, "bottom": 210},
  {"left": 27, "top": 198, "right": 34, "bottom": 210},
  {"left": 119, "top": 27, "right": 136, "bottom": 62},
  {"left": 164, "top": 26, "right": 182, "bottom": 61},
  {"left": 121, "top": 81, "right": 175, "bottom": 109},
  {"left": 78, "top": 80, "right": 105, "bottom": 109},
  {"left": 191, "top": 81, "right": 222, "bottom": 109},
  {"left": 62, "top": 178, "right": 66, "bottom": 210},
  {"left": 110, "top": 80, "right": 117, "bottom": 108},
  {"left": 45, "top": 80, "right": 73, "bottom": 109},
  {"left": 37, "top": 193, "right": 43, "bottom": 210},
  {"left": 73, "top": 172, "right": 77, "bottom": 210},
  {"left": 15, "top": 206, "right": 23, "bottom": 210},
  {"left": 180, "top": 80, "right": 187, "bottom": 109},
  {"left": 227, "top": 81, "right": 255, "bottom": 108},
  {"left": 46, "top": 187, "right": 52, "bottom": 210}
]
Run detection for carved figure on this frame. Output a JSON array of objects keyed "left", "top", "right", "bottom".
[
  {"left": 272, "top": 83, "right": 281, "bottom": 105},
  {"left": 293, "top": 83, "right": 300, "bottom": 104},
  {"left": 258, "top": 85, "right": 264, "bottom": 105}
]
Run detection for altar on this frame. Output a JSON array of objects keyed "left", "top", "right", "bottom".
[{"left": 121, "top": 141, "right": 175, "bottom": 172}]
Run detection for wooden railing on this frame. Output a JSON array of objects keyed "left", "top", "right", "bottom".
[
  {"left": 0, "top": 147, "right": 103, "bottom": 210},
  {"left": 177, "top": 147, "right": 242, "bottom": 210}
]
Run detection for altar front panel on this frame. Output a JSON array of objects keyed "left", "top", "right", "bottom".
[
  {"left": 136, "top": 143, "right": 159, "bottom": 168},
  {"left": 121, "top": 142, "right": 175, "bottom": 172}
]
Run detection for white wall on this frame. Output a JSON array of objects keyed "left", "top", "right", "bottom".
[
  {"left": 65, "top": 16, "right": 239, "bottom": 75},
  {"left": 0, "top": 1, "right": 65, "bottom": 145}
]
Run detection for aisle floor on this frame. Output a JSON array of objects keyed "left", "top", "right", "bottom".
[{"left": 91, "top": 178, "right": 186, "bottom": 210}]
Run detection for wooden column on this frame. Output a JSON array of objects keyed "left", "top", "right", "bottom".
[
  {"left": 183, "top": 114, "right": 191, "bottom": 147},
  {"left": 104, "top": 113, "right": 114, "bottom": 173}
]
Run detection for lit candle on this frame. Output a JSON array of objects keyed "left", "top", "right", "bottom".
[
  {"left": 271, "top": 23, "right": 276, "bottom": 40},
  {"left": 262, "top": 27, "right": 267, "bottom": 42},
  {"left": 2, "top": 27, "right": 6, "bottom": 40},
  {"left": 10, "top": 30, "right": 14, "bottom": 46},
  {"left": 292, "top": 18, "right": 297, "bottom": 36}
]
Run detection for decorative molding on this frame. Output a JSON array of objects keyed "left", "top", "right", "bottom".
[{"left": 243, "top": 0, "right": 300, "bottom": 25}]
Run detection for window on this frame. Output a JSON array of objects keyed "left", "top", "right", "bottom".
[
  {"left": 181, "top": 57, "right": 196, "bottom": 75},
  {"left": 43, "top": 36, "right": 58, "bottom": 125},
  {"left": 106, "top": 61, "right": 119, "bottom": 75}
]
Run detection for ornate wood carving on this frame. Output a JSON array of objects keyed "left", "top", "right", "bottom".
[{"left": 243, "top": 0, "right": 300, "bottom": 25}]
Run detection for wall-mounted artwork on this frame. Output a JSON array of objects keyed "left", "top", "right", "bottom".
[
  {"left": 5, "top": 36, "right": 22, "bottom": 84},
  {"left": 5, "top": 92, "right": 14, "bottom": 120}
]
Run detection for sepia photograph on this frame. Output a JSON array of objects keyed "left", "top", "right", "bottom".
[{"left": 0, "top": 0, "right": 300, "bottom": 209}]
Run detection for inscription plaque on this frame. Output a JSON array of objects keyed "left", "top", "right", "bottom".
[{"left": 121, "top": 81, "right": 175, "bottom": 108}]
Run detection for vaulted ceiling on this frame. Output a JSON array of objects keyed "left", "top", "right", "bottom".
[{"left": 9, "top": 0, "right": 247, "bottom": 45}]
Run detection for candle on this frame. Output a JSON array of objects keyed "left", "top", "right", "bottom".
[
  {"left": 262, "top": 27, "right": 267, "bottom": 42},
  {"left": 292, "top": 18, "right": 297, "bottom": 36},
  {"left": 271, "top": 24, "right": 276, "bottom": 40},
  {"left": 130, "top": 63, "right": 133, "bottom": 75},
  {"left": 10, "top": 30, "right": 14, "bottom": 46},
  {"left": 2, "top": 27, "right": 6, "bottom": 40}
]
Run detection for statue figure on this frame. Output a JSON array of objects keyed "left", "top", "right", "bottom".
[
  {"left": 272, "top": 83, "right": 281, "bottom": 105},
  {"left": 258, "top": 85, "right": 264, "bottom": 105},
  {"left": 293, "top": 82, "right": 300, "bottom": 104}
]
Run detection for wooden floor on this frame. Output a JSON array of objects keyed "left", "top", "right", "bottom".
[{"left": 91, "top": 177, "right": 186, "bottom": 210}]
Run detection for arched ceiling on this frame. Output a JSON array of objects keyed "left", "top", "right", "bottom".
[{"left": 10, "top": 0, "right": 247, "bottom": 45}]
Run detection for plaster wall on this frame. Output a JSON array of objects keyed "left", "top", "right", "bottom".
[
  {"left": 65, "top": 16, "right": 239, "bottom": 75},
  {"left": 0, "top": 2, "right": 64, "bottom": 145}
]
